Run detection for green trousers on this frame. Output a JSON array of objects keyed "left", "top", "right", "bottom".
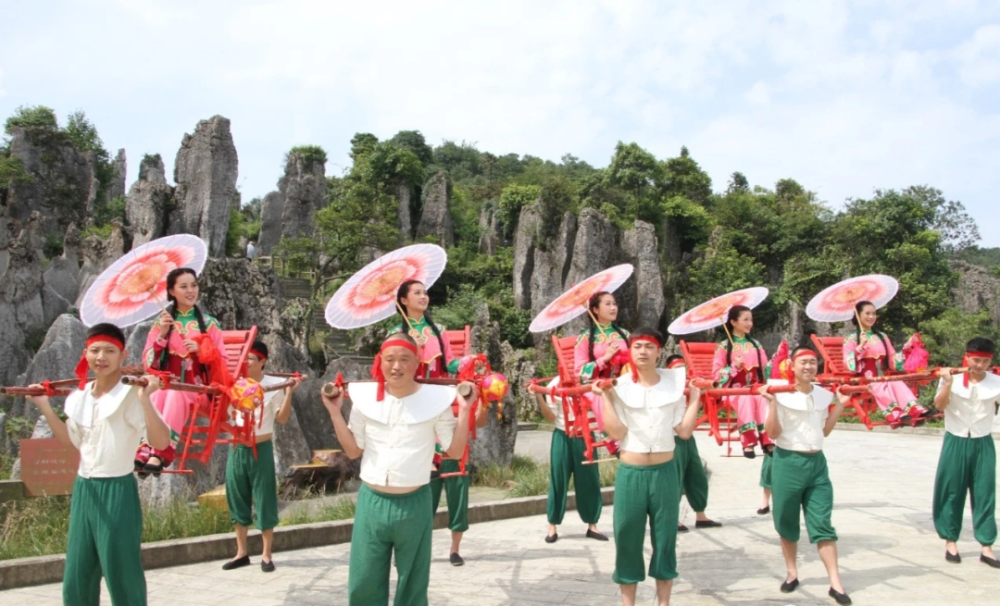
[
  {"left": 64, "top": 474, "right": 146, "bottom": 606},
  {"left": 430, "top": 458, "right": 469, "bottom": 532},
  {"left": 771, "top": 447, "right": 837, "bottom": 544},
  {"left": 613, "top": 460, "right": 680, "bottom": 584},
  {"left": 225, "top": 440, "right": 278, "bottom": 530},
  {"left": 933, "top": 433, "right": 997, "bottom": 546},
  {"left": 674, "top": 436, "right": 708, "bottom": 512},
  {"left": 348, "top": 484, "right": 433, "bottom": 606},
  {"left": 760, "top": 452, "right": 773, "bottom": 489},
  {"left": 547, "top": 428, "right": 603, "bottom": 525}
]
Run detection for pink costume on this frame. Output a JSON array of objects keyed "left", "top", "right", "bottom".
[
  {"left": 712, "top": 335, "right": 774, "bottom": 451},
  {"left": 390, "top": 317, "right": 458, "bottom": 379},
  {"left": 843, "top": 330, "right": 925, "bottom": 427},
  {"left": 575, "top": 325, "right": 630, "bottom": 432},
  {"left": 140, "top": 308, "right": 228, "bottom": 465}
]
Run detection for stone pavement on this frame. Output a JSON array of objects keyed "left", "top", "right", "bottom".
[{"left": 3, "top": 429, "right": 1000, "bottom": 605}]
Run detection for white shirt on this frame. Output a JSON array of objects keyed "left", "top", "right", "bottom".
[
  {"left": 246, "top": 243, "right": 256, "bottom": 259},
  {"left": 941, "top": 374, "right": 1000, "bottom": 439},
  {"left": 543, "top": 377, "right": 575, "bottom": 432},
  {"left": 610, "top": 368, "right": 687, "bottom": 454},
  {"left": 234, "top": 374, "right": 287, "bottom": 437},
  {"left": 773, "top": 387, "right": 834, "bottom": 452},
  {"left": 64, "top": 381, "right": 147, "bottom": 479},
  {"left": 349, "top": 382, "right": 458, "bottom": 488}
]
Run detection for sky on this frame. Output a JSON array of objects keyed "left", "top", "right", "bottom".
[{"left": 2, "top": 0, "right": 999, "bottom": 244}]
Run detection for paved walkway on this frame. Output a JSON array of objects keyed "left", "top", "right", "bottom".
[{"left": 3, "top": 429, "right": 1000, "bottom": 605}]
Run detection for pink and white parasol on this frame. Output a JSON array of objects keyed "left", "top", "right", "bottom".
[
  {"left": 528, "top": 264, "right": 634, "bottom": 333},
  {"left": 325, "top": 244, "right": 448, "bottom": 329},
  {"left": 805, "top": 274, "right": 898, "bottom": 323},
  {"left": 79, "top": 234, "right": 208, "bottom": 328},
  {"left": 668, "top": 287, "right": 770, "bottom": 335}
]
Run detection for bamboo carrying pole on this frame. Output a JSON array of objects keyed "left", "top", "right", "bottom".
[{"left": 322, "top": 379, "right": 474, "bottom": 399}]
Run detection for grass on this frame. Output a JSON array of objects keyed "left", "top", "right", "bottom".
[
  {"left": 0, "top": 452, "right": 14, "bottom": 480},
  {"left": 278, "top": 497, "right": 356, "bottom": 526},
  {"left": 473, "top": 454, "right": 617, "bottom": 498}
]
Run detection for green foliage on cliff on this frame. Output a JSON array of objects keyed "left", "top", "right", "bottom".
[{"left": 287, "top": 145, "right": 328, "bottom": 167}]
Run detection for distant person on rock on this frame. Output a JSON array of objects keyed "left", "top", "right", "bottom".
[
  {"left": 932, "top": 337, "right": 1000, "bottom": 569},
  {"left": 246, "top": 240, "right": 256, "bottom": 260},
  {"left": 26, "top": 323, "right": 170, "bottom": 606},
  {"left": 222, "top": 340, "right": 302, "bottom": 573},
  {"left": 594, "top": 328, "right": 703, "bottom": 606},
  {"left": 323, "top": 332, "right": 475, "bottom": 606},
  {"left": 664, "top": 355, "right": 721, "bottom": 533},
  {"left": 758, "top": 347, "right": 854, "bottom": 605}
]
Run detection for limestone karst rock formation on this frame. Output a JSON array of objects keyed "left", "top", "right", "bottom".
[
  {"left": 108, "top": 148, "right": 127, "bottom": 201},
  {"left": 257, "top": 150, "right": 327, "bottom": 256},
  {"left": 125, "top": 154, "right": 173, "bottom": 248},
  {"left": 167, "top": 116, "right": 238, "bottom": 257},
  {"left": 415, "top": 171, "right": 454, "bottom": 247},
  {"left": 3, "top": 126, "right": 98, "bottom": 235}
]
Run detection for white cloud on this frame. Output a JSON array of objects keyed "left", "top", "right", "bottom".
[
  {"left": 744, "top": 82, "right": 770, "bottom": 105},
  {"left": 954, "top": 24, "right": 1000, "bottom": 86},
  {"left": 0, "top": 67, "right": 6, "bottom": 98}
]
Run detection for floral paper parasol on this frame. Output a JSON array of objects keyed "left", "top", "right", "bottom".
[
  {"left": 805, "top": 274, "right": 898, "bottom": 323},
  {"left": 79, "top": 234, "right": 208, "bottom": 328},
  {"left": 325, "top": 244, "right": 447, "bottom": 329},
  {"left": 528, "top": 264, "right": 634, "bottom": 333},
  {"left": 667, "top": 287, "right": 770, "bottom": 335}
]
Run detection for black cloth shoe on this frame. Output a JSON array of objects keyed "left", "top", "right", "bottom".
[
  {"left": 743, "top": 449, "right": 756, "bottom": 459},
  {"left": 695, "top": 519, "right": 722, "bottom": 529},
  {"left": 945, "top": 550, "right": 961, "bottom": 563},
  {"left": 829, "top": 587, "right": 852, "bottom": 605},
  {"left": 450, "top": 552, "right": 464, "bottom": 566},
  {"left": 677, "top": 524, "right": 689, "bottom": 533},
  {"left": 142, "top": 461, "right": 164, "bottom": 478},
  {"left": 261, "top": 559, "right": 275, "bottom": 572},
  {"left": 780, "top": 578, "right": 799, "bottom": 593},
  {"left": 222, "top": 555, "right": 251, "bottom": 570},
  {"left": 757, "top": 506, "right": 771, "bottom": 515},
  {"left": 544, "top": 533, "right": 558, "bottom": 543},
  {"left": 981, "top": 554, "right": 1000, "bottom": 568},
  {"left": 586, "top": 529, "right": 609, "bottom": 541}
]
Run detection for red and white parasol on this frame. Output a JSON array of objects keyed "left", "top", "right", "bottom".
[
  {"left": 805, "top": 274, "right": 898, "bottom": 323},
  {"left": 668, "top": 287, "right": 770, "bottom": 335},
  {"left": 325, "top": 244, "right": 448, "bottom": 329},
  {"left": 528, "top": 264, "right": 634, "bottom": 333},
  {"left": 79, "top": 234, "right": 208, "bottom": 328}
]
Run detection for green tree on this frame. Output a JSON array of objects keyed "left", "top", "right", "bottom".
[
  {"left": 659, "top": 146, "right": 712, "bottom": 206},
  {"left": 389, "top": 130, "right": 433, "bottom": 166},
  {"left": 603, "top": 141, "right": 662, "bottom": 223},
  {"left": 349, "top": 133, "right": 379, "bottom": 162},
  {"left": 4, "top": 105, "right": 58, "bottom": 135},
  {"left": 497, "top": 184, "right": 541, "bottom": 239}
]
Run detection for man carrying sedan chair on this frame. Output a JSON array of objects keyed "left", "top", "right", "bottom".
[
  {"left": 932, "top": 337, "right": 1000, "bottom": 569},
  {"left": 26, "top": 323, "right": 172, "bottom": 606}
]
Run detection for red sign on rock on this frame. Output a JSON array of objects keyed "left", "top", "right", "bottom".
[{"left": 19, "top": 438, "right": 79, "bottom": 497}]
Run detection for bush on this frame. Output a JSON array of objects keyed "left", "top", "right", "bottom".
[
  {"left": 287, "top": 145, "right": 328, "bottom": 167},
  {"left": 4, "top": 105, "right": 58, "bottom": 134}
]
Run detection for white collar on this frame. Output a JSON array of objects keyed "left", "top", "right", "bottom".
[
  {"left": 950, "top": 372, "right": 1000, "bottom": 401},
  {"left": 612, "top": 367, "right": 685, "bottom": 408},
  {"left": 350, "top": 381, "right": 456, "bottom": 424},
  {"left": 64, "top": 380, "right": 137, "bottom": 428},
  {"left": 775, "top": 384, "right": 834, "bottom": 411}
]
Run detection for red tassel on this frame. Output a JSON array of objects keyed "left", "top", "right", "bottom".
[
  {"left": 371, "top": 354, "right": 386, "bottom": 400},
  {"left": 75, "top": 354, "right": 90, "bottom": 390}
]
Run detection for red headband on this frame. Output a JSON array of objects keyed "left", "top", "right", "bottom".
[
  {"left": 629, "top": 335, "right": 662, "bottom": 381},
  {"left": 371, "top": 339, "right": 420, "bottom": 400},
  {"left": 962, "top": 352, "right": 994, "bottom": 387},
  {"left": 667, "top": 359, "right": 685, "bottom": 369},
  {"left": 792, "top": 350, "right": 817, "bottom": 362},
  {"left": 75, "top": 335, "right": 125, "bottom": 389},
  {"left": 250, "top": 348, "right": 268, "bottom": 361}
]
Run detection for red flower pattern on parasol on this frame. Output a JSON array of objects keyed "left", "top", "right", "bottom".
[
  {"left": 79, "top": 234, "right": 208, "bottom": 328},
  {"left": 528, "top": 264, "right": 634, "bottom": 333},
  {"left": 805, "top": 274, "right": 898, "bottom": 323},
  {"left": 325, "top": 244, "right": 448, "bottom": 329},
  {"left": 668, "top": 287, "right": 770, "bottom": 335}
]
